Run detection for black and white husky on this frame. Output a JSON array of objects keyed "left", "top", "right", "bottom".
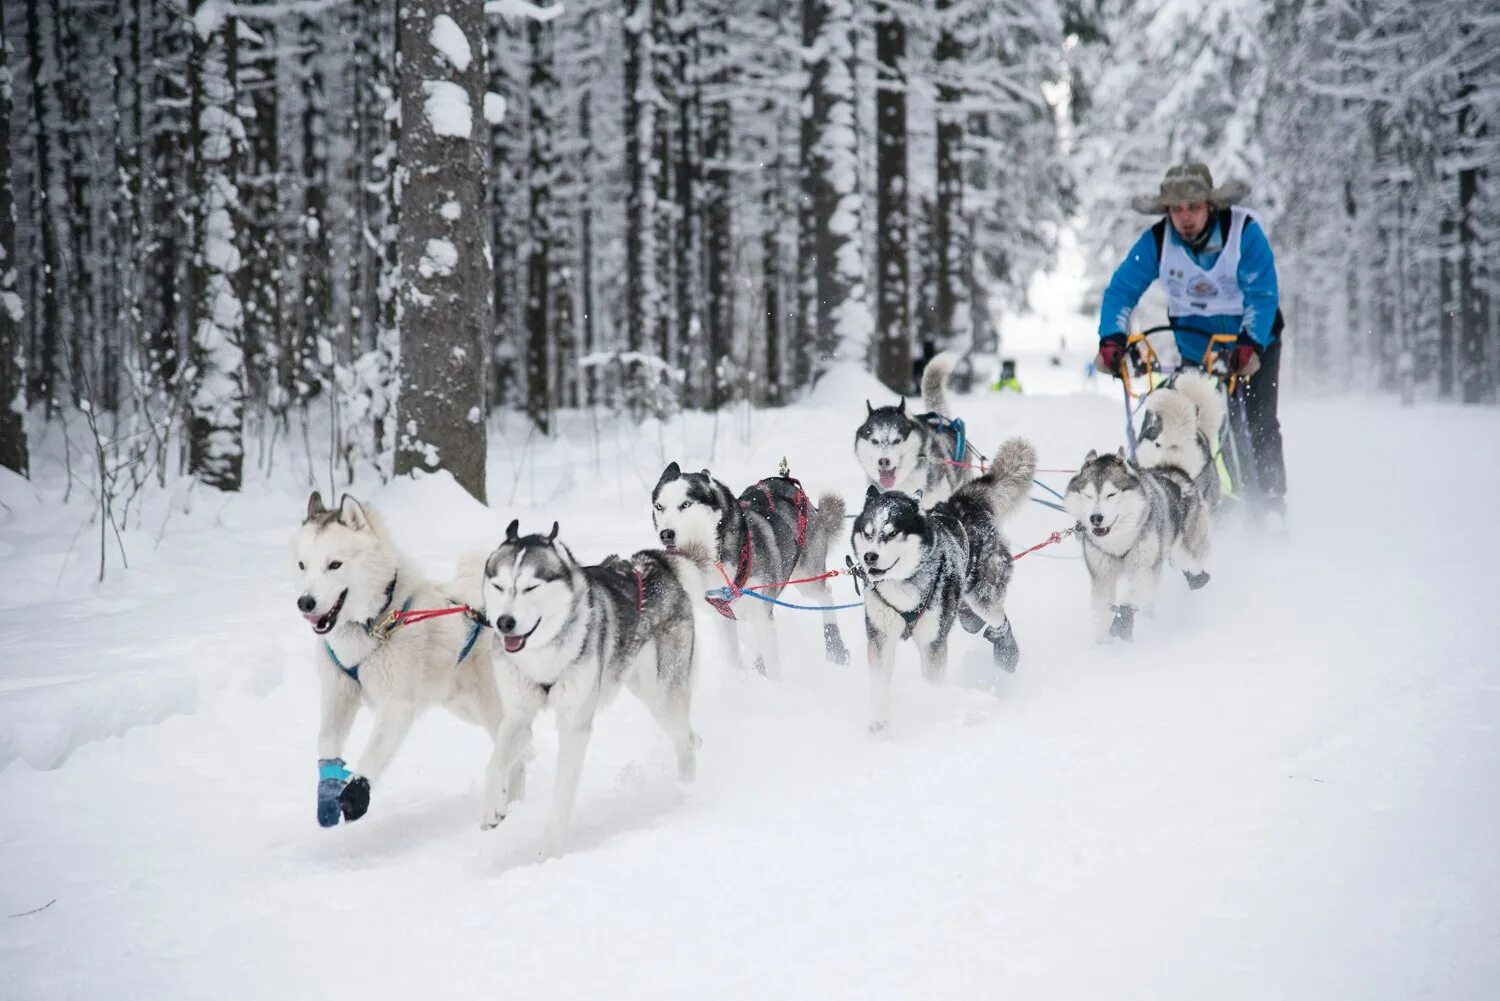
[
  {"left": 1137, "top": 369, "right": 1227, "bottom": 509},
  {"left": 854, "top": 351, "right": 973, "bottom": 506},
  {"left": 1064, "top": 378, "right": 1219, "bottom": 642},
  {"left": 290, "top": 492, "right": 525, "bottom": 829},
  {"left": 651, "top": 465, "right": 849, "bottom": 678},
  {"left": 478, "top": 521, "right": 710, "bottom": 858},
  {"left": 850, "top": 437, "right": 1037, "bottom": 732}
]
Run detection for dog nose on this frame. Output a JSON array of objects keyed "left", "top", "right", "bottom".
[
  {"left": 1089, "top": 513, "right": 1103, "bottom": 526},
  {"left": 496, "top": 614, "right": 517, "bottom": 633},
  {"left": 863, "top": 551, "right": 880, "bottom": 567},
  {"left": 297, "top": 595, "right": 316, "bottom": 613},
  {"left": 877, "top": 457, "right": 892, "bottom": 469},
  {"left": 659, "top": 529, "right": 675, "bottom": 545}
]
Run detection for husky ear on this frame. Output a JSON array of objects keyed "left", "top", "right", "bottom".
[
  {"left": 865, "top": 484, "right": 880, "bottom": 501},
  {"left": 658, "top": 462, "right": 681, "bottom": 486},
  {"left": 306, "top": 491, "right": 327, "bottom": 521},
  {"left": 505, "top": 519, "right": 520, "bottom": 541},
  {"left": 337, "top": 495, "right": 370, "bottom": 532},
  {"left": 1116, "top": 447, "right": 1127, "bottom": 460},
  {"left": 547, "top": 521, "right": 560, "bottom": 542},
  {"left": 1084, "top": 449, "right": 1098, "bottom": 463},
  {"left": 896, "top": 397, "right": 907, "bottom": 415},
  {"left": 914, "top": 488, "right": 925, "bottom": 502},
  {"left": 866, "top": 399, "right": 874, "bottom": 415}
]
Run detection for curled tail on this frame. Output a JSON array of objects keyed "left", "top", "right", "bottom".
[
  {"left": 1172, "top": 369, "right": 1226, "bottom": 449},
  {"left": 805, "top": 491, "right": 846, "bottom": 570},
  {"left": 973, "top": 437, "right": 1037, "bottom": 522},
  {"left": 920, "top": 350, "right": 960, "bottom": 418}
]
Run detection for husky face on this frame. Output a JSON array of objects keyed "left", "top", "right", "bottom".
[
  {"left": 483, "top": 521, "right": 577, "bottom": 654},
  {"left": 1064, "top": 451, "right": 1149, "bottom": 542},
  {"left": 854, "top": 400, "right": 923, "bottom": 492},
  {"left": 651, "top": 463, "right": 725, "bottom": 553},
  {"left": 850, "top": 486, "right": 927, "bottom": 583},
  {"left": 292, "top": 492, "right": 396, "bottom": 635}
]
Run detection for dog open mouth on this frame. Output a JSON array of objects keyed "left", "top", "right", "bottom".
[
  {"left": 499, "top": 619, "right": 541, "bottom": 654},
  {"left": 878, "top": 469, "right": 896, "bottom": 489},
  {"left": 1091, "top": 525, "right": 1111, "bottom": 538},
  {"left": 305, "top": 589, "right": 347, "bottom": 635},
  {"left": 864, "top": 557, "right": 897, "bottom": 578}
]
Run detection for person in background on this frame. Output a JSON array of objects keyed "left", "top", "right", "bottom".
[
  {"left": 992, "top": 359, "right": 1023, "bottom": 393},
  {"left": 1095, "top": 162, "right": 1288, "bottom": 517}
]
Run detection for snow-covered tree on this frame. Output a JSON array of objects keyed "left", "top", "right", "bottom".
[
  {"left": 392, "top": 0, "right": 490, "bottom": 501},
  {"left": 0, "top": 20, "right": 25, "bottom": 475}
]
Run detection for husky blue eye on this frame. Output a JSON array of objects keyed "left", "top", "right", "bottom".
[
  {"left": 678, "top": 501, "right": 691, "bottom": 511},
  {"left": 654, "top": 503, "right": 664, "bottom": 512}
]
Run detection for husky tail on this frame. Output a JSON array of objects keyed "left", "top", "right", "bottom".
[
  {"left": 968, "top": 437, "right": 1037, "bottom": 522},
  {"left": 1172, "top": 369, "right": 1226, "bottom": 449},
  {"left": 805, "top": 491, "right": 846, "bottom": 566},
  {"left": 920, "top": 350, "right": 961, "bottom": 418}
]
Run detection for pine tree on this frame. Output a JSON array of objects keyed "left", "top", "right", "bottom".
[
  {"left": 0, "top": 19, "right": 26, "bottom": 475},
  {"left": 873, "top": 0, "right": 909, "bottom": 393},
  {"left": 392, "top": 0, "right": 489, "bottom": 501}
]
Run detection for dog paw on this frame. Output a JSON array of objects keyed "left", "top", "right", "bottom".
[
  {"left": 823, "top": 625, "right": 851, "bottom": 665},
  {"left": 868, "top": 719, "right": 890, "bottom": 736},
  {"left": 480, "top": 804, "right": 509, "bottom": 830},
  {"left": 1183, "top": 569, "right": 1210, "bottom": 590},
  {"left": 337, "top": 776, "right": 371, "bottom": 823},
  {"left": 984, "top": 620, "right": 1019, "bottom": 673},
  {"left": 1108, "top": 604, "right": 1136, "bottom": 642}
]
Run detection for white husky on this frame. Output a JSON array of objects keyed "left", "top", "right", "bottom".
[{"left": 291, "top": 492, "right": 525, "bottom": 828}]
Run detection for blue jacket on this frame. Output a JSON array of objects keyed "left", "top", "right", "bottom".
[{"left": 1097, "top": 212, "right": 1280, "bottom": 364}]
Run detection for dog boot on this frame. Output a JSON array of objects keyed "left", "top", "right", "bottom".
[
  {"left": 338, "top": 775, "right": 372, "bottom": 823},
  {"left": 317, "top": 758, "right": 350, "bottom": 828},
  {"left": 958, "top": 606, "right": 986, "bottom": 634},
  {"left": 1183, "top": 569, "right": 1211, "bottom": 590},
  {"left": 823, "top": 623, "right": 850, "bottom": 666},
  {"left": 984, "top": 619, "right": 1020, "bottom": 673},
  {"left": 1109, "top": 604, "right": 1136, "bottom": 642}
]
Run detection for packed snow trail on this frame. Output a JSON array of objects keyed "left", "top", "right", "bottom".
[{"left": 2, "top": 380, "right": 1497, "bottom": 1000}]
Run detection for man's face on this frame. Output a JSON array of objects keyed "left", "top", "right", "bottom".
[{"left": 1168, "top": 201, "right": 1210, "bottom": 241}]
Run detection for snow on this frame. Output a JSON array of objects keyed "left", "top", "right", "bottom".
[
  {"left": 483, "top": 0, "right": 566, "bottom": 22},
  {"left": 418, "top": 238, "right": 458, "bottom": 279},
  {"left": 422, "top": 80, "right": 472, "bottom": 139},
  {"left": 429, "top": 14, "right": 472, "bottom": 73},
  {"left": 2, "top": 365, "right": 1499, "bottom": 999},
  {"left": 440, "top": 200, "right": 463, "bottom": 221},
  {"left": 483, "top": 91, "right": 508, "bottom": 125}
]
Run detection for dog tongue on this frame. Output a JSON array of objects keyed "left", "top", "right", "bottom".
[
  {"left": 503, "top": 635, "right": 526, "bottom": 654},
  {"left": 304, "top": 613, "right": 324, "bottom": 626},
  {"left": 879, "top": 470, "right": 896, "bottom": 489}
]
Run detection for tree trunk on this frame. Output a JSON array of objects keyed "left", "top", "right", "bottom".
[
  {"left": 186, "top": 1, "right": 245, "bottom": 491},
  {"left": 392, "top": 0, "right": 489, "bottom": 501},
  {"left": 808, "top": 0, "right": 871, "bottom": 370},
  {"left": 933, "top": 0, "right": 969, "bottom": 352},
  {"left": 701, "top": 3, "right": 732, "bottom": 409},
  {"left": 0, "top": 21, "right": 26, "bottom": 475},
  {"left": 873, "top": 5, "right": 908, "bottom": 394},
  {"left": 525, "top": 16, "right": 556, "bottom": 433}
]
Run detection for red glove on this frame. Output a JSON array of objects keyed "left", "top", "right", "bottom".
[
  {"left": 1097, "top": 338, "right": 1128, "bottom": 374},
  {"left": 1229, "top": 338, "right": 1259, "bottom": 371}
]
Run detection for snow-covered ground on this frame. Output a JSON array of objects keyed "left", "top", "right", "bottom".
[{"left": 2, "top": 362, "right": 1497, "bottom": 1000}]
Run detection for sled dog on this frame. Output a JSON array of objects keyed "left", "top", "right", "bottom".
[
  {"left": 291, "top": 492, "right": 525, "bottom": 829},
  {"left": 1138, "top": 369, "right": 1227, "bottom": 508},
  {"left": 850, "top": 437, "right": 1037, "bottom": 731},
  {"left": 478, "top": 521, "right": 709, "bottom": 858},
  {"left": 854, "top": 351, "right": 973, "bottom": 506},
  {"left": 650, "top": 465, "right": 849, "bottom": 677}
]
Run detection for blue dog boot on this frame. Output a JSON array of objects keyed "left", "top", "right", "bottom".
[
  {"left": 317, "top": 758, "right": 351, "bottom": 828},
  {"left": 1109, "top": 604, "right": 1136, "bottom": 642},
  {"left": 823, "top": 623, "right": 850, "bottom": 666},
  {"left": 984, "top": 618, "right": 1020, "bottom": 673},
  {"left": 1183, "top": 569, "right": 1210, "bottom": 591}
]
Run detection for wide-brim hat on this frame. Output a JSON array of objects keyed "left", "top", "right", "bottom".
[{"left": 1131, "top": 162, "right": 1250, "bottom": 214}]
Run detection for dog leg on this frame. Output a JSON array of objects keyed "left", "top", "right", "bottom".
[
  {"left": 866, "top": 618, "right": 896, "bottom": 733},
  {"left": 316, "top": 675, "right": 360, "bottom": 761},
  {"left": 1088, "top": 559, "right": 1119, "bottom": 643},
  {"left": 543, "top": 713, "right": 595, "bottom": 859},
  {"left": 716, "top": 615, "right": 747, "bottom": 673},
  {"left": 741, "top": 601, "right": 782, "bottom": 681},
  {"left": 481, "top": 706, "right": 538, "bottom": 829},
  {"left": 456, "top": 674, "right": 528, "bottom": 806},
  {"left": 794, "top": 577, "right": 850, "bottom": 665},
  {"left": 339, "top": 700, "right": 419, "bottom": 823},
  {"left": 918, "top": 636, "right": 949, "bottom": 684}
]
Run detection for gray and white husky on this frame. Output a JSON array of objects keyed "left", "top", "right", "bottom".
[
  {"left": 1064, "top": 378, "right": 1219, "bottom": 642},
  {"left": 854, "top": 351, "right": 973, "bottom": 506},
  {"left": 1137, "top": 369, "right": 1226, "bottom": 509},
  {"left": 651, "top": 465, "right": 849, "bottom": 678},
  {"left": 478, "top": 521, "right": 710, "bottom": 858},
  {"left": 291, "top": 492, "right": 525, "bottom": 829},
  {"left": 850, "top": 437, "right": 1037, "bottom": 732}
]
